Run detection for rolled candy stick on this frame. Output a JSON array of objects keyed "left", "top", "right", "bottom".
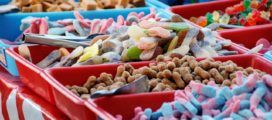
[
  {"left": 230, "top": 113, "right": 246, "bottom": 120},
  {"left": 263, "top": 75, "right": 272, "bottom": 87},
  {"left": 238, "top": 109, "right": 254, "bottom": 119},
  {"left": 189, "top": 81, "right": 216, "bottom": 98},
  {"left": 184, "top": 88, "right": 201, "bottom": 110},
  {"left": 173, "top": 101, "right": 186, "bottom": 113},
  {"left": 232, "top": 73, "right": 258, "bottom": 95},
  {"left": 233, "top": 71, "right": 244, "bottom": 85},
  {"left": 250, "top": 82, "right": 267, "bottom": 110},
  {"left": 177, "top": 98, "right": 198, "bottom": 115},
  {"left": 264, "top": 90, "right": 272, "bottom": 107}
]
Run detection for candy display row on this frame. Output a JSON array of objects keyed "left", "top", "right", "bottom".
[
  {"left": 0, "top": 0, "right": 272, "bottom": 120},
  {"left": 189, "top": 0, "right": 271, "bottom": 28},
  {"left": 129, "top": 73, "right": 272, "bottom": 120},
  {"left": 11, "top": 0, "right": 145, "bottom": 12}
]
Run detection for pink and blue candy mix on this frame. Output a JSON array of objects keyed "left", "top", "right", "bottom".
[{"left": 127, "top": 72, "right": 272, "bottom": 120}]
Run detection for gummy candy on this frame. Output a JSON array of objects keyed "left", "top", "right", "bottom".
[
  {"left": 196, "top": 16, "right": 207, "bottom": 27},
  {"left": 219, "top": 14, "right": 230, "bottom": 24},
  {"left": 212, "top": 11, "right": 220, "bottom": 22},
  {"left": 206, "top": 13, "right": 213, "bottom": 25},
  {"left": 127, "top": 46, "right": 142, "bottom": 60}
]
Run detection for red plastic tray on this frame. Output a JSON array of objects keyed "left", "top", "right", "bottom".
[
  {"left": 0, "top": 66, "right": 68, "bottom": 120},
  {"left": 92, "top": 55, "right": 272, "bottom": 119},
  {"left": 7, "top": 45, "right": 60, "bottom": 104},
  {"left": 43, "top": 54, "right": 272, "bottom": 119},
  {"left": 170, "top": 0, "right": 241, "bottom": 19},
  {"left": 6, "top": 39, "right": 246, "bottom": 105},
  {"left": 219, "top": 24, "right": 272, "bottom": 54}
]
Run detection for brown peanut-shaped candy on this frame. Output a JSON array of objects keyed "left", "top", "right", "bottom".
[
  {"left": 83, "top": 76, "right": 97, "bottom": 89},
  {"left": 194, "top": 67, "right": 210, "bottom": 79},
  {"left": 124, "top": 63, "right": 134, "bottom": 74},
  {"left": 70, "top": 89, "right": 80, "bottom": 96},
  {"left": 152, "top": 83, "right": 166, "bottom": 92},
  {"left": 99, "top": 73, "right": 114, "bottom": 85},
  {"left": 222, "top": 80, "right": 232, "bottom": 86},
  {"left": 209, "top": 68, "right": 224, "bottom": 84},
  {"left": 162, "top": 79, "right": 177, "bottom": 89},
  {"left": 81, "top": 94, "right": 90, "bottom": 100},
  {"left": 121, "top": 71, "right": 130, "bottom": 80},
  {"left": 172, "top": 72, "right": 185, "bottom": 89},
  {"left": 199, "top": 59, "right": 211, "bottom": 70},
  {"left": 172, "top": 57, "right": 181, "bottom": 67},
  {"left": 162, "top": 69, "right": 172, "bottom": 79},
  {"left": 116, "top": 65, "right": 125, "bottom": 77},
  {"left": 167, "top": 62, "right": 176, "bottom": 71},
  {"left": 157, "top": 62, "right": 167, "bottom": 71},
  {"left": 149, "top": 78, "right": 159, "bottom": 89},
  {"left": 156, "top": 55, "right": 165, "bottom": 62}
]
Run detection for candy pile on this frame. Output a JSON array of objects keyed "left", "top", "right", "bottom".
[
  {"left": 129, "top": 73, "right": 272, "bottom": 120},
  {"left": 11, "top": 0, "right": 145, "bottom": 13},
  {"left": 79, "top": 0, "right": 145, "bottom": 10},
  {"left": 20, "top": 10, "right": 160, "bottom": 36},
  {"left": 190, "top": 0, "right": 272, "bottom": 27},
  {"left": 66, "top": 55, "right": 266, "bottom": 99},
  {"left": 25, "top": 13, "right": 240, "bottom": 68},
  {"left": 11, "top": 0, "right": 77, "bottom": 12}
]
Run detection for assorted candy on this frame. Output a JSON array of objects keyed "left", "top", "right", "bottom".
[
  {"left": 66, "top": 55, "right": 266, "bottom": 99},
  {"left": 19, "top": 11, "right": 240, "bottom": 68},
  {"left": 129, "top": 72, "right": 272, "bottom": 120},
  {"left": 20, "top": 10, "right": 160, "bottom": 36},
  {"left": 190, "top": 0, "right": 272, "bottom": 28},
  {"left": 11, "top": 0, "right": 145, "bottom": 13}
]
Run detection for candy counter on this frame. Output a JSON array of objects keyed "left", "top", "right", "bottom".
[{"left": 0, "top": 0, "right": 272, "bottom": 120}]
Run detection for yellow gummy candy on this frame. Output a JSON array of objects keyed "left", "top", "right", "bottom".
[
  {"left": 127, "top": 25, "right": 147, "bottom": 42},
  {"left": 212, "top": 11, "right": 220, "bottom": 22},
  {"left": 78, "top": 44, "right": 99, "bottom": 63}
]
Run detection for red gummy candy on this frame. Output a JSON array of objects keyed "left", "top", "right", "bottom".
[
  {"left": 245, "top": 18, "right": 257, "bottom": 26},
  {"left": 229, "top": 16, "right": 238, "bottom": 24},
  {"left": 256, "top": 38, "right": 271, "bottom": 48},
  {"left": 239, "top": 17, "right": 247, "bottom": 26}
]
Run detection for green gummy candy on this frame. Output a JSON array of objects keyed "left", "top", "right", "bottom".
[
  {"left": 127, "top": 46, "right": 142, "bottom": 60},
  {"left": 206, "top": 13, "right": 213, "bottom": 25},
  {"left": 168, "top": 23, "right": 189, "bottom": 32},
  {"left": 243, "top": 0, "right": 251, "bottom": 8}
]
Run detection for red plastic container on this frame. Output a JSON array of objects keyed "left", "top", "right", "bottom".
[
  {"left": 42, "top": 62, "right": 150, "bottom": 120},
  {"left": 6, "top": 37, "right": 246, "bottom": 104},
  {"left": 219, "top": 24, "right": 272, "bottom": 54},
  {"left": 6, "top": 45, "right": 60, "bottom": 104},
  {"left": 44, "top": 54, "right": 272, "bottom": 119},
  {"left": 170, "top": 0, "right": 241, "bottom": 19},
  {"left": 92, "top": 55, "right": 272, "bottom": 119}
]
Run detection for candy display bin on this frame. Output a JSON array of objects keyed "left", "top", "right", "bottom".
[
  {"left": 42, "top": 54, "right": 272, "bottom": 119},
  {"left": 42, "top": 62, "right": 150, "bottom": 120},
  {"left": 0, "top": 8, "right": 151, "bottom": 41},
  {"left": 147, "top": 0, "right": 216, "bottom": 9},
  {"left": 6, "top": 36, "right": 247, "bottom": 105},
  {"left": 6, "top": 45, "right": 59, "bottom": 104},
  {"left": 169, "top": 0, "right": 241, "bottom": 20},
  {"left": 219, "top": 24, "right": 272, "bottom": 54}
]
